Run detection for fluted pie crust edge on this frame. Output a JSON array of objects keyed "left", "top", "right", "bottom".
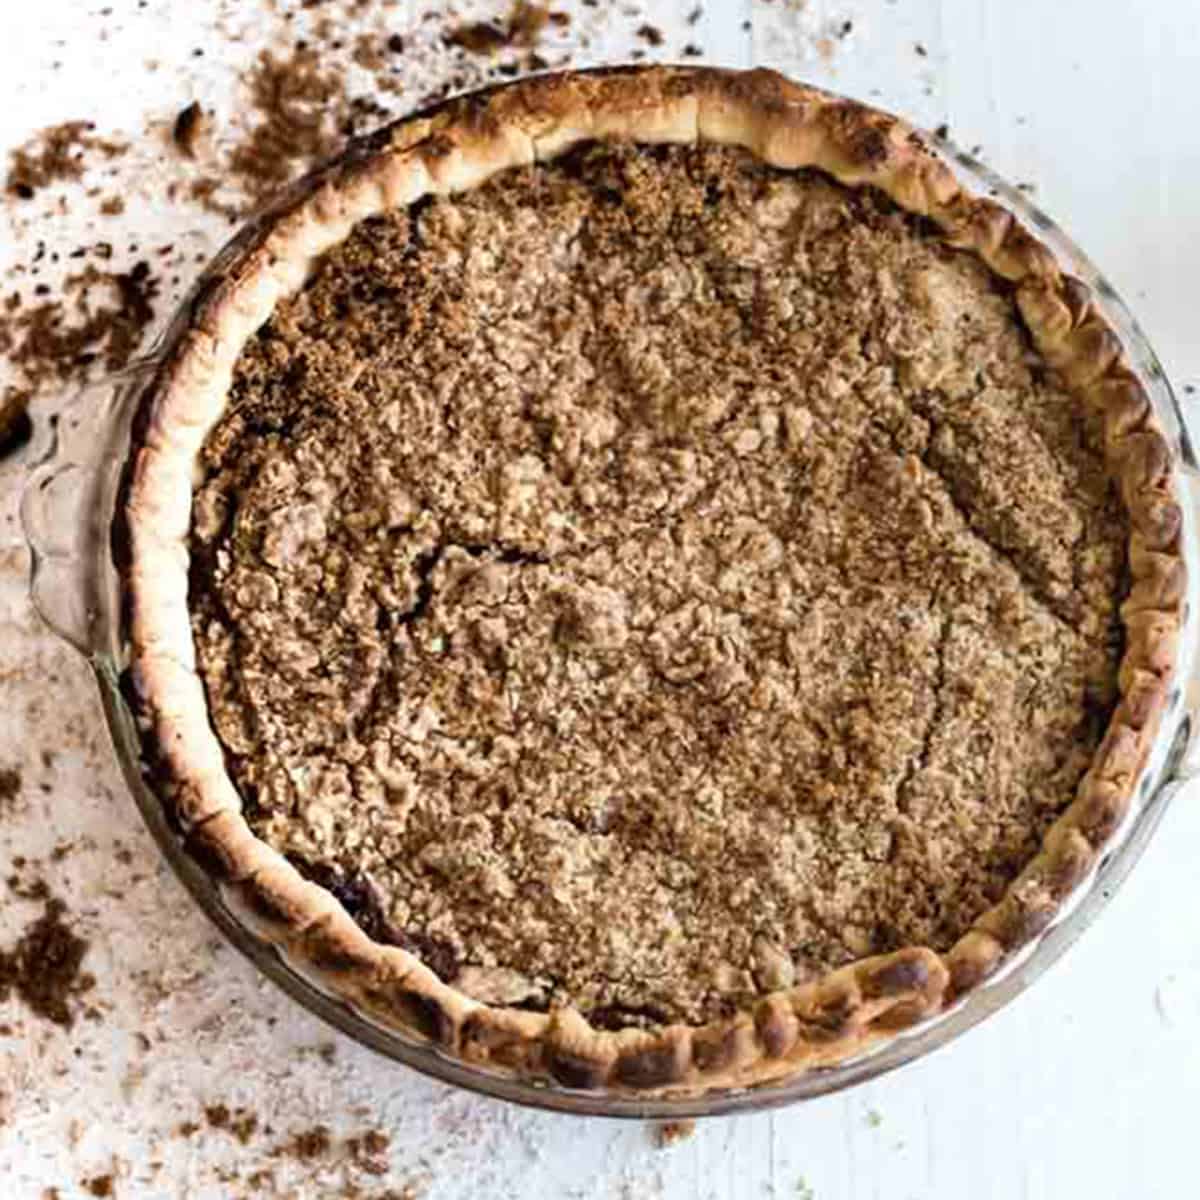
[{"left": 121, "top": 66, "right": 1185, "bottom": 1095}]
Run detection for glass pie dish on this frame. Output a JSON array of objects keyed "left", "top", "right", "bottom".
[{"left": 20, "top": 74, "right": 1200, "bottom": 1119}]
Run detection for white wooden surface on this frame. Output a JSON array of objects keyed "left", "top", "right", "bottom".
[{"left": 1, "top": 2, "right": 1199, "bottom": 1197}]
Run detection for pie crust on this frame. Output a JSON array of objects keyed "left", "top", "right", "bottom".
[{"left": 121, "top": 66, "right": 1185, "bottom": 1094}]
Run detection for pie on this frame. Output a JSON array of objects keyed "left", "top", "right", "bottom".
[{"left": 120, "top": 66, "right": 1184, "bottom": 1094}]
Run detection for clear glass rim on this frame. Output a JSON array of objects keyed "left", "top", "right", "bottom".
[{"left": 20, "top": 69, "right": 1200, "bottom": 1118}]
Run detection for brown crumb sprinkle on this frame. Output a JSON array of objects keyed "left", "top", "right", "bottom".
[
  {"left": 5, "top": 120, "right": 126, "bottom": 199},
  {"left": 171, "top": 101, "right": 208, "bottom": 159},
  {"left": 204, "top": 1102, "right": 260, "bottom": 1144},
  {"left": 346, "top": 1129, "right": 392, "bottom": 1175},
  {"left": 276, "top": 1125, "right": 333, "bottom": 1161},
  {"left": 225, "top": 47, "right": 343, "bottom": 200},
  {"left": 0, "top": 394, "right": 33, "bottom": 457},
  {"left": 82, "top": 1177, "right": 114, "bottom": 1199},
  {"left": 445, "top": 2, "right": 554, "bottom": 54},
  {"left": 0, "top": 766, "right": 20, "bottom": 807},
  {"left": 0, "top": 890, "right": 93, "bottom": 1027},
  {"left": 656, "top": 1119, "right": 697, "bottom": 1148},
  {"left": 0, "top": 258, "right": 160, "bottom": 458}
]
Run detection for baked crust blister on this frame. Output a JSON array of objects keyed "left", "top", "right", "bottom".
[{"left": 122, "top": 66, "right": 1184, "bottom": 1094}]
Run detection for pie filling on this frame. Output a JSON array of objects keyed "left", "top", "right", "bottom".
[{"left": 187, "top": 143, "right": 1127, "bottom": 1026}]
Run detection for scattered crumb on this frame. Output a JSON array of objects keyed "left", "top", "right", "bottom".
[
  {"left": 276, "top": 1125, "right": 333, "bottom": 1161},
  {"left": 172, "top": 1107, "right": 401, "bottom": 1190},
  {"left": 5, "top": 121, "right": 126, "bottom": 199},
  {"left": 444, "top": 20, "right": 508, "bottom": 54},
  {"left": 915, "top": 41, "right": 928, "bottom": 57},
  {"left": 225, "top": 46, "right": 344, "bottom": 201},
  {"left": 352, "top": 33, "right": 387, "bottom": 71},
  {"left": 0, "top": 391, "right": 32, "bottom": 455},
  {"left": 171, "top": 101, "right": 208, "bottom": 159},
  {"left": 636, "top": 23, "right": 663, "bottom": 46},
  {"left": 681, "top": 43, "right": 703, "bottom": 58},
  {"left": 0, "top": 889, "right": 94, "bottom": 1027},
  {"left": 934, "top": 122, "right": 949, "bottom": 140},
  {"left": 346, "top": 1129, "right": 391, "bottom": 1175},
  {"left": 203, "top": 1103, "right": 231, "bottom": 1128},
  {"left": 8, "top": 875, "right": 51, "bottom": 901},
  {"left": 0, "top": 767, "right": 20, "bottom": 807},
  {"left": 444, "top": 2, "right": 554, "bottom": 55},
  {"left": 0, "top": 256, "right": 160, "bottom": 439},
  {"left": 865, "top": 1109, "right": 883, "bottom": 1128},
  {"left": 1154, "top": 976, "right": 1174, "bottom": 1026},
  {"left": 82, "top": 1175, "right": 114, "bottom": 1198},
  {"left": 204, "top": 1102, "right": 259, "bottom": 1144},
  {"left": 186, "top": 175, "right": 238, "bottom": 220},
  {"left": 655, "top": 1119, "right": 696, "bottom": 1148}
]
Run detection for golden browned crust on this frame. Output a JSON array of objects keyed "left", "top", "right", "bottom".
[{"left": 122, "top": 65, "right": 1184, "bottom": 1094}]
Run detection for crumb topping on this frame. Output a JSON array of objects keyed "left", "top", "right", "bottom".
[{"left": 189, "top": 143, "right": 1127, "bottom": 1024}]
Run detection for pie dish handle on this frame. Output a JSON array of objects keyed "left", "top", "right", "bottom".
[
  {"left": 20, "top": 361, "right": 159, "bottom": 660},
  {"left": 1163, "top": 414, "right": 1200, "bottom": 790},
  {"left": 1168, "top": 653, "right": 1200, "bottom": 790}
]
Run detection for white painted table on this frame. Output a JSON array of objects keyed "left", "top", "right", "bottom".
[{"left": 2, "top": 2, "right": 1198, "bottom": 1197}]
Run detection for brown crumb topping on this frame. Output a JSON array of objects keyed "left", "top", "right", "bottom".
[{"left": 190, "top": 143, "right": 1127, "bottom": 1025}]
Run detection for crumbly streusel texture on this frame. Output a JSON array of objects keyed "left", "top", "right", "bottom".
[{"left": 189, "top": 143, "right": 1127, "bottom": 1025}]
